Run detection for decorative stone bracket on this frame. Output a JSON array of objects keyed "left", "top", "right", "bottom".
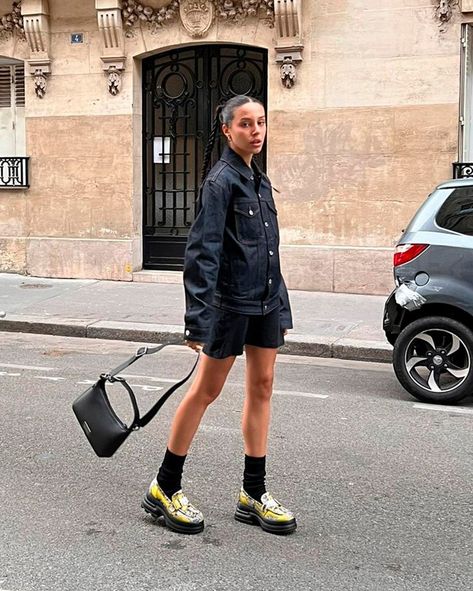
[
  {"left": 274, "top": 0, "right": 303, "bottom": 88},
  {"left": 96, "top": 0, "right": 126, "bottom": 95},
  {"left": 435, "top": 0, "right": 459, "bottom": 26},
  {"left": 21, "top": 0, "right": 51, "bottom": 98}
]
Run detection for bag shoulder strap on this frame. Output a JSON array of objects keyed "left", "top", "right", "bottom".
[{"left": 101, "top": 344, "right": 199, "bottom": 430}]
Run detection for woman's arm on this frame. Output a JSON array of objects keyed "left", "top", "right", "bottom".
[{"left": 183, "top": 178, "right": 231, "bottom": 343}]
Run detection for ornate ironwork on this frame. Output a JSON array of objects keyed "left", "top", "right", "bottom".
[
  {"left": 0, "top": 157, "right": 30, "bottom": 188},
  {"left": 142, "top": 44, "right": 267, "bottom": 271},
  {"left": 453, "top": 162, "right": 473, "bottom": 178}
]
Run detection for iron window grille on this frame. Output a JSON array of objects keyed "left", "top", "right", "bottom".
[{"left": 0, "top": 157, "right": 30, "bottom": 188}]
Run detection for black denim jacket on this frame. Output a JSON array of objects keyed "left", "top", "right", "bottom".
[{"left": 183, "top": 146, "right": 293, "bottom": 343}]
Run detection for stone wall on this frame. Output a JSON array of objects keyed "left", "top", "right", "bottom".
[{"left": 0, "top": 0, "right": 464, "bottom": 293}]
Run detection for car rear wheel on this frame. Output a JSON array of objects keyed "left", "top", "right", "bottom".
[{"left": 393, "top": 316, "right": 473, "bottom": 404}]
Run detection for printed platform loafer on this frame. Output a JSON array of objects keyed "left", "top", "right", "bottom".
[
  {"left": 141, "top": 478, "right": 204, "bottom": 534},
  {"left": 234, "top": 488, "right": 297, "bottom": 535}
]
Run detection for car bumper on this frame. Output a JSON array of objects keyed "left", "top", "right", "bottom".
[{"left": 383, "top": 289, "right": 406, "bottom": 342}]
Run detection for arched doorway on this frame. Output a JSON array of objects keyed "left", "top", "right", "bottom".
[{"left": 142, "top": 44, "right": 268, "bottom": 271}]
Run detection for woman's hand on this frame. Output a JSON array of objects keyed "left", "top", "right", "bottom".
[{"left": 185, "top": 340, "right": 203, "bottom": 352}]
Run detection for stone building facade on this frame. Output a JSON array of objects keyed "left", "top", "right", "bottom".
[{"left": 0, "top": 0, "right": 470, "bottom": 294}]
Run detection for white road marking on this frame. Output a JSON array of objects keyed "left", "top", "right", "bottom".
[
  {"left": 119, "top": 373, "right": 177, "bottom": 383},
  {"left": 76, "top": 379, "right": 162, "bottom": 392},
  {"left": 0, "top": 363, "right": 55, "bottom": 371},
  {"left": 127, "top": 384, "right": 163, "bottom": 392},
  {"left": 97, "top": 374, "right": 326, "bottom": 399},
  {"left": 34, "top": 376, "right": 65, "bottom": 382},
  {"left": 0, "top": 371, "right": 20, "bottom": 377},
  {"left": 273, "top": 390, "right": 328, "bottom": 399},
  {"left": 413, "top": 403, "right": 473, "bottom": 415}
]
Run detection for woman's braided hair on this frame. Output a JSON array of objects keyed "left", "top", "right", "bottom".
[{"left": 199, "top": 94, "right": 264, "bottom": 185}]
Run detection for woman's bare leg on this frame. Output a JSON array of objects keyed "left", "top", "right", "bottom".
[
  {"left": 242, "top": 345, "right": 278, "bottom": 456},
  {"left": 167, "top": 352, "right": 236, "bottom": 455}
]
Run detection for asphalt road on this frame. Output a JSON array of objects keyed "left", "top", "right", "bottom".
[{"left": 0, "top": 332, "right": 472, "bottom": 591}]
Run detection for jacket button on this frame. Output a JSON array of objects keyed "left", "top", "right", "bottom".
[
  {"left": 268, "top": 278, "right": 272, "bottom": 285},
  {"left": 250, "top": 176, "right": 254, "bottom": 181},
  {"left": 185, "top": 329, "right": 190, "bottom": 336},
  {"left": 264, "top": 221, "right": 269, "bottom": 227},
  {"left": 249, "top": 209, "right": 254, "bottom": 216},
  {"left": 258, "top": 193, "right": 262, "bottom": 199},
  {"left": 269, "top": 250, "right": 274, "bottom": 256}
]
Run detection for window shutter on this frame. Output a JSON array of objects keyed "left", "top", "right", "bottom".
[
  {"left": 0, "top": 66, "right": 12, "bottom": 108},
  {"left": 14, "top": 64, "right": 25, "bottom": 107}
]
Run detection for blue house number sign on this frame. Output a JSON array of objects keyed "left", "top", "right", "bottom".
[{"left": 71, "top": 33, "right": 83, "bottom": 44}]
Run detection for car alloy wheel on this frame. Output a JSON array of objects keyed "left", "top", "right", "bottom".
[{"left": 393, "top": 316, "right": 473, "bottom": 403}]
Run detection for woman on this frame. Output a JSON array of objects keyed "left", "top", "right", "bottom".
[{"left": 142, "top": 95, "right": 296, "bottom": 535}]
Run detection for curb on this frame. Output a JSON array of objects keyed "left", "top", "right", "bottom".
[{"left": 0, "top": 315, "right": 393, "bottom": 364}]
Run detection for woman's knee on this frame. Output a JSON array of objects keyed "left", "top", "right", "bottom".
[
  {"left": 247, "top": 372, "right": 274, "bottom": 401},
  {"left": 189, "top": 384, "right": 223, "bottom": 407}
]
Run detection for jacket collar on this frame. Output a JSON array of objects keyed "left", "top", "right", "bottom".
[{"left": 220, "top": 146, "right": 256, "bottom": 182}]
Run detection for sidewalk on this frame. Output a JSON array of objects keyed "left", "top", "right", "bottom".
[{"left": 0, "top": 273, "right": 393, "bottom": 363}]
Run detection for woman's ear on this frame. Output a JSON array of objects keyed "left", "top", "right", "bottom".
[{"left": 222, "top": 123, "right": 231, "bottom": 142}]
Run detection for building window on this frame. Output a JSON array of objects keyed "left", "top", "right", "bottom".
[{"left": 0, "top": 59, "right": 25, "bottom": 157}]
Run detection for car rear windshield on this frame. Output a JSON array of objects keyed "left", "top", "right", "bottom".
[{"left": 436, "top": 186, "right": 473, "bottom": 235}]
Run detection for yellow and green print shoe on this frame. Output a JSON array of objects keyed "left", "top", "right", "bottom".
[
  {"left": 141, "top": 478, "right": 204, "bottom": 534},
  {"left": 234, "top": 488, "right": 297, "bottom": 535}
]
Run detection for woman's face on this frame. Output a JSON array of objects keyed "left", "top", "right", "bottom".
[{"left": 222, "top": 101, "right": 266, "bottom": 164}]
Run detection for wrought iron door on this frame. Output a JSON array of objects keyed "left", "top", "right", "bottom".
[{"left": 142, "top": 44, "right": 268, "bottom": 270}]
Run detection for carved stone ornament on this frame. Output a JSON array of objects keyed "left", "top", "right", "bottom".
[
  {"left": 179, "top": 0, "right": 214, "bottom": 37},
  {"left": 121, "top": 0, "right": 274, "bottom": 36},
  {"left": 435, "top": 0, "right": 459, "bottom": 26},
  {"left": 33, "top": 69, "right": 47, "bottom": 98},
  {"left": 0, "top": 1, "right": 25, "bottom": 41},
  {"left": 101, "top": 57, "right": 125, "bottom": 95},
  {"left": 121, "top": 0, "right": 180, "bottom": 36},
  {"left": 108, "top": 69, "right": 122, "bottom": 95},
  {"left": 279, "top": 56, "right": 296, "bottom": 88}
]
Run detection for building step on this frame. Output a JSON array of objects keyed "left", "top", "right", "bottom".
[{"left": 132, "top": 270, "right": 183, "bottom": 284}]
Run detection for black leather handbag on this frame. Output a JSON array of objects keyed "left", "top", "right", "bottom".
[{"left": 72, "top": 344, "right": 199, "bottom": 457}]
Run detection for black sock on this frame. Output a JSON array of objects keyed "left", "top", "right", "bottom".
[
  {"left": 157, "top": 448, "right": 187, "bottom": 498},
  {"left": 243, "top": 454, "right": 267, "bottom": 502}
]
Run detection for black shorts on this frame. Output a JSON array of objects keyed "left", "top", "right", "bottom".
[{"left": 203, "top": 305, "right": 285, "bottom": 360}]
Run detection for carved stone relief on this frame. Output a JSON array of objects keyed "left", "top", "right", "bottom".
[
  {"left": 121, "top": 0, "right": 274, "bottom": 37},
  {"left": 179, "top": 0, "right": 214, "bottom": 37},
  {"left": 435, "top": 0, "right": 459, "bottom": 28},
  {"left": 0, "top": 1, "right": 25, "bottom": 41}
]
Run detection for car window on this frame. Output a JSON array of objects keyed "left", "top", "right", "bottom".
[{"left": 436, "top": 187, "right": 473, "bottom": 235}]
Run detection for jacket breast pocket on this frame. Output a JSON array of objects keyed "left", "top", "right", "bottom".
[
  {"left": 233, "top": 202, "right": 262, "bottom": 245},
  {"left": 265, "top": 201, "right": 280, "bottom": 241}
]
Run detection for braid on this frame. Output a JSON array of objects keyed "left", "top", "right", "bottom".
[{"left": 200, "top": 105, "right": 223, "bottom": 185}]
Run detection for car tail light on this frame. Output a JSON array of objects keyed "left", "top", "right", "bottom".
[{"left": 393, "top": 243, "right": 429, "bottom": 267}]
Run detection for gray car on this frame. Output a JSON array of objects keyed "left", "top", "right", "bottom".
[{"left": 383, "top": 178, "right": 473, "bottom": 403}]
